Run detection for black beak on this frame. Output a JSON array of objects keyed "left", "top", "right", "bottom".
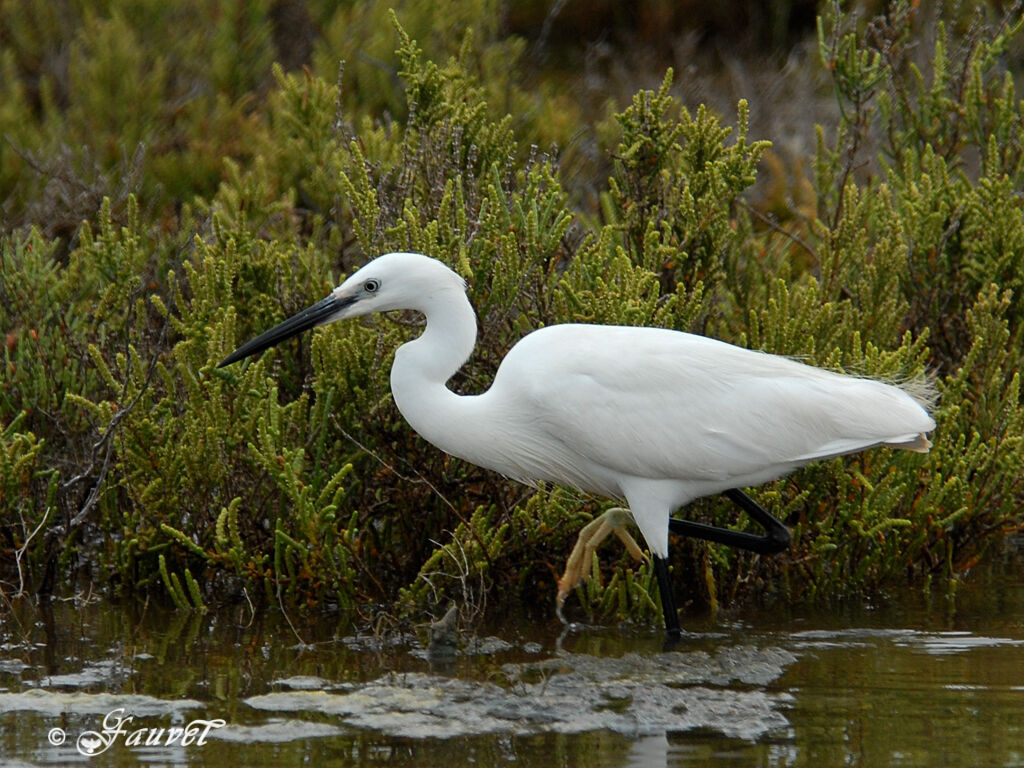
[{"left": 218, "top": 293, "right": 356, "bottom": 368}]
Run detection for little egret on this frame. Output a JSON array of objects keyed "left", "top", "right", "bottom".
[{"left": 219, "top": 252, "right": 936, "bottom": 637}]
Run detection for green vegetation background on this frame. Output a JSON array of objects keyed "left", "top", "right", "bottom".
[{"left": 1, "top": 0, "right": 1022, "bottom": 630}]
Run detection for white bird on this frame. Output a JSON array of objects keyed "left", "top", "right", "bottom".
[{"left": 219, "top": 252, "right": 936, "bottom": 637}]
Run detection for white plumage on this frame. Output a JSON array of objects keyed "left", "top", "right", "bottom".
[{"left": 220, "top": 252, "right": 935, "bottom": 635}]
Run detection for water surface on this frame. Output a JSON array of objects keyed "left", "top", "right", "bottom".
[{"left": 1, "top": 556, "right": 1022, "bottom": 767}]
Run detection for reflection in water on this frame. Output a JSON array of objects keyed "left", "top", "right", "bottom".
[
  {"left": 0, "top": 559, "right": 1022, "bottom": 767},
  {"left": 627, "top": 734, "right": 668, "bottom": 767}
]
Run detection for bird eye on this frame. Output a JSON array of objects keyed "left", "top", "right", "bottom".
[{"left": 363, "top": 278, "right": 380, "bottom": 293}]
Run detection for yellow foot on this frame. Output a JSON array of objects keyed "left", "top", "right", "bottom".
[{"left": 556, "top": 507, "right": 648, "bottom": 621}]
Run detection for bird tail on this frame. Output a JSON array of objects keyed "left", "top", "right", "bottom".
[
  {"left": 883, "top": 374, "right": 938, "bottom": 453},
  {"left": 885, "top": 433, "right": 932, "bottom": 453},
  {"left": 896, "top": 374, "right": 939, "bottom": 413}
]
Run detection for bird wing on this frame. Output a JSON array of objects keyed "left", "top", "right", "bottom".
[{"left": 497, "top": 325, "right": 932, "bottom": 487}]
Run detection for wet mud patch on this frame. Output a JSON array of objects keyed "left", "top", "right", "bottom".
[{"left": 243, "top": 645, "right": 797, "bottom": 740}]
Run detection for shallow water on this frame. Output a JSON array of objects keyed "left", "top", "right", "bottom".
[{"left": 1, "top": 556, "right": 1022, "bottom": 767}]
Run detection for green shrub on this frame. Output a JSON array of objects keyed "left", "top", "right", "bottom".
[{"left": 0, "top": 2, "right": 1021, "bottom": 629}]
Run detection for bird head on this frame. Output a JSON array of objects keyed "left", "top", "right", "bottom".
[{"left": 218, "top": 252, "right": 466, "bottom": 368}]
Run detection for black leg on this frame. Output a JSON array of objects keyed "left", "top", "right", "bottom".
[
  {"left": 656, "top": 489, "right": 789, "bottom": 640},
  {"left": 653, "top": 555, "right": 682, "bottom": 638},
  {"left": 668, "top": 488, "right": 791, "bottom": 555}
]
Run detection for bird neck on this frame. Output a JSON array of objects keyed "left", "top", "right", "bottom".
[{"left": 388, "top": 287, "right": 484, "bottom": 459}]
